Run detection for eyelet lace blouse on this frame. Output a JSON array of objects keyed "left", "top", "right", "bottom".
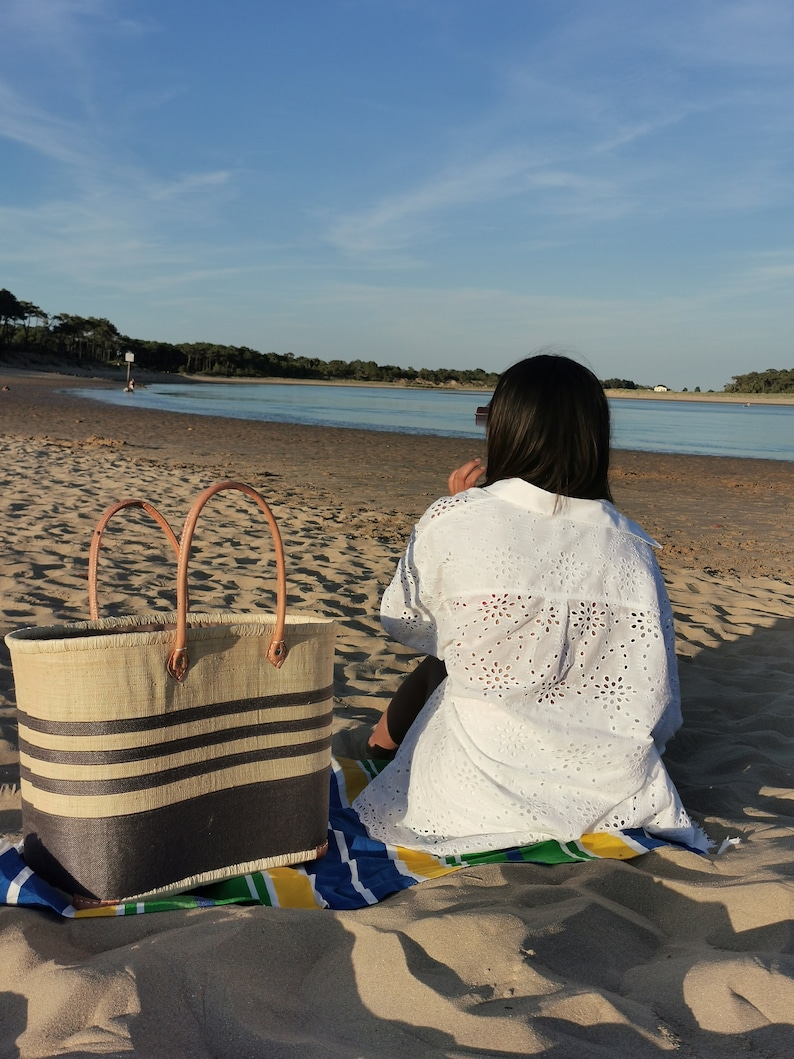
[{"left": 353, "top": 478, "right": 708, "bottom": 855}]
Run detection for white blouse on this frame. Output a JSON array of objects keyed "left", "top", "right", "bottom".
[{"left": 353, "top": 479, "right": 707, "bottom": 855}]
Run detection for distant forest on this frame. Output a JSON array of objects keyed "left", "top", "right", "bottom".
[
  {"left": 723, "top": 369, "right": 794, "bottom": 394},
  {"left": 1, "top": 287, "right": 791, "bottom": 393},
  {"left": 0, "top": 287, "right": 497, "bottom": 388}
]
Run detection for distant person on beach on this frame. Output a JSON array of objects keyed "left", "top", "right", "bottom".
[{"left": 353, "top": 353, "right": 707, "bottom": 855}]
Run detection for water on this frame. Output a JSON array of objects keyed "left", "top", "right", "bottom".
[
  {"left": 609, "top": 397, "right": 794, "bottom": 461},
  {"left": 70, "top": 382, "right": 794, "bottom": 462}
]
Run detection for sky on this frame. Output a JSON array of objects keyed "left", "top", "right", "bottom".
[{"left": 1, "top": 0, "right": 793, "bottom": 390}]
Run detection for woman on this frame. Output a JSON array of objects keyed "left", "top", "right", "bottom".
[{"left": 353, "top": 354, "right": 707, "bottom": 855}]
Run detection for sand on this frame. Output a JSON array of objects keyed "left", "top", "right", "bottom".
[{"left": 1, "top": 370, "right": 793, "bottom": 1057}]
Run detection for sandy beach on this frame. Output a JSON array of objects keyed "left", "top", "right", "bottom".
[{"left": 1, "top": 370, "right": 794, "bottom": 1057}]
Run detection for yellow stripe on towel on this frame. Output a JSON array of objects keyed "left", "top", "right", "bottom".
[
  {"left": 336, "top": 758, "right": 372, "bottom": 803},
  {"left": 266, "top": 866, "right": 323, "bottom": 908},
  {"left": 73, "top": 903, "right": 123, "bottom": 918},
  {"left": 579, "top": 832, "right": 642, "bottom": 860},
  {"left": 394, "top": 846, "right": 461, "bottom": 880}
]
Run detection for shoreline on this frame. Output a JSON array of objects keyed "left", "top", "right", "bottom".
[
  {"left": 4, "top": 363, "right": 794, "bottom": 405},
  {"left": 1, "top": 367, "right": 792, "bottom": 581},
  {"left": 605, "top": 387, "right": 794, "bottom": 405},
  {"left": 5, "top": 369, "right": 794, "bottom": 470}
]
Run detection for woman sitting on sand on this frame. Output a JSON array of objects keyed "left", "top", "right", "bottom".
[{"left": 353, "top": 353, "right": 708, "bottom": 855}]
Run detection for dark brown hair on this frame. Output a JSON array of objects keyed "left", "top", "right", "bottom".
[{"left": 484, "top": 353, "right": 613, "bottom": 502}]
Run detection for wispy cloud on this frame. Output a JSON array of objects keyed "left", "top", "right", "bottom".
[
  {"left": 2, "top": 0, "right": 150, "bottom": 116},
  {"left": 324, "top": 150, "right": 533, "bottom": 253},
  {"left": 324, "top": 146, "right": 626, "bottom": 258},
  {"left": 0, "top": 82, "right": 95, "bottom": 171},
  {"left": 147, "top": 170, "right": 232, "bottom": 202},
  {"left": 716, "top": 249, "right": 794, "bottom": 298},
  {"left": 4, "top": 0, "right": 149, "bottom": 62},
  {"left": 0, "top": 58, "right": 236, "bottom": 291},
  {"left": 664, "top": 0, "right": 794, "bottom": 68},
  {"left": 322, "top": 0, "right": 794, "bottom": 263},
  {"left": 0, "top": 78, "right": 235, "bottom": 204}
]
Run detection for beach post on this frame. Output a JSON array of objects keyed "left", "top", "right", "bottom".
[{"left": 124, "top": 350, "right": 135, "bottom": 391}]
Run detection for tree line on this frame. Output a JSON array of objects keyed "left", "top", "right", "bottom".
[
  {"left": 0, "top": 287, "right": 498, "bottom": 388},
  {"left": 4, "top": 287, "right": 790, "bottom": 392},
  {"left": 600, "top": 378, "right": 646, "bottom": 390},
  {"left": 724, "top": 369, "right": 794, "bottom": 394}
]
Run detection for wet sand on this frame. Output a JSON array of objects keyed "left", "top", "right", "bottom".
[{"left": 2, "top": 369, "right": 792, "bottom": 578}]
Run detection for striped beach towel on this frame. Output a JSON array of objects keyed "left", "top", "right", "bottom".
[{"left": 0, "top": 757, "right": 704, "bottom": 918}]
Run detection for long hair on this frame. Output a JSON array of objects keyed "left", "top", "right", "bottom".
[{"left": 484, "top": 353, "right": 613, "bottom": 502}]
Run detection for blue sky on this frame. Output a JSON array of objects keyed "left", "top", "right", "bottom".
[{"left": 1, "top": 0, "right": 793, "bottom": 389}]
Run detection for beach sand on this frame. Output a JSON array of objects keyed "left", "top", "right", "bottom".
[{"left": 1, "top": 370, "right": 793, "bottom": 1057}]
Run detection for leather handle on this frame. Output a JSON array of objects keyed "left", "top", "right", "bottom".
[
  {"left": 167, "top": 481, "right": 288, "bottom": 682},
  {"left": 88, "top": 499, "right": 181, "bottom": 620}
]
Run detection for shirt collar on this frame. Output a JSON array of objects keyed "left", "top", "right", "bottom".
[{"left": 483, "top": 478, "right": 659, "bottom": 548}]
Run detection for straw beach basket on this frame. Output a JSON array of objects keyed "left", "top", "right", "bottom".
[{"left": 5, "top": 482, "right": 336, "bottom": 903}]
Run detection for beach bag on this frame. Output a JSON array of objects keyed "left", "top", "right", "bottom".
[{"left": 5, "top": 481, "right": 336, "bottom": 903}]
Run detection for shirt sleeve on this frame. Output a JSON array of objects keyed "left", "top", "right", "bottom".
[
  {"left": 381, "top": 529, "right": 442, "bottom": 652},
  {"left": 380, "top": 504, "right": 446, "bottom": 656}
]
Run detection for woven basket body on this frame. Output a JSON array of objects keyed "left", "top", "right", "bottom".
[{"left": 7, "top": 611, "right": 335, "bottom": 901}]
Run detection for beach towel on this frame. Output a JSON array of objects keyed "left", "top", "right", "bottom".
[{"left": 0, "top": 756, "right": 707, "bottom": 918}]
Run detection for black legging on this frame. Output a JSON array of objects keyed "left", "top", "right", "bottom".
[{"left": 385, "top": 655, "right": 448, "bottom": 745}]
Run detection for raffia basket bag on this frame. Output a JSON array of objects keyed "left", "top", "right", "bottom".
[{"left": 5, "top": 481, "right": 336, "bottom": 902}]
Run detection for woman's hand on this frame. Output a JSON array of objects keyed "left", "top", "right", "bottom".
[{"left": 448, "top": 458, "right": 484, "bottom": 495}]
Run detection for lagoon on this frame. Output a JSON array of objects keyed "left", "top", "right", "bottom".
[{"left": 70, "top": 381, "right": 794, "bottom": 462}]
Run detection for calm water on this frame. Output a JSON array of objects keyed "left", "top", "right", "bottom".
[{"left": 71, "top": 382, "right": 794, "bottom": 462}]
